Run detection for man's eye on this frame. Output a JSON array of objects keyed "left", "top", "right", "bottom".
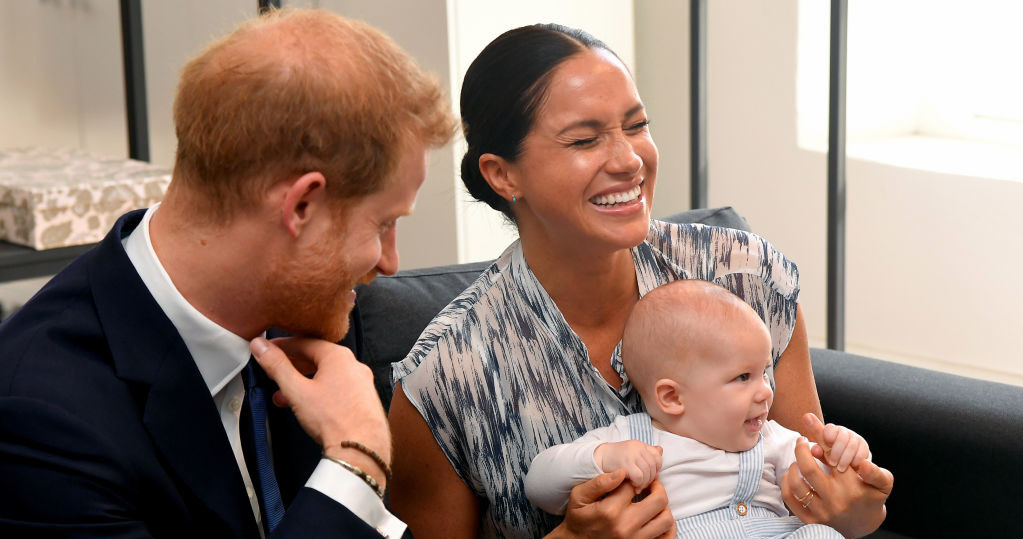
[{"left": 627, "top": 120, "right": 650, "bottom": 131}]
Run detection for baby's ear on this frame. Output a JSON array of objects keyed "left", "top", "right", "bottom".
[{"left": 654, "top": 379, "right": 685, "bottom": 416}]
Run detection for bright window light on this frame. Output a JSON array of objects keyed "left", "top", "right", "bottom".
[{"left": 798, "top": 0, "right": 1023, "bottom": 177}]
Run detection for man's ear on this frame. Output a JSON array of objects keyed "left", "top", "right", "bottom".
[
  {"left": 478, "top": 153, "right": 519, "bottom": 203},
  {"left": 654, "top": 378, "right": 685, "bottom": 417},
  {"left": 280, "top": 172, "right": 327, "bottom": 238}
]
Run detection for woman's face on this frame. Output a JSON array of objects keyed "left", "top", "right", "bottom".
[{"left": 508, "top": 48, "right": 658, "bottom": 255}]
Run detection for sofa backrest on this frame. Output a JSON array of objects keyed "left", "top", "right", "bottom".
[{"left": 353, "top": 206, "right": 751, "bottom": 409}]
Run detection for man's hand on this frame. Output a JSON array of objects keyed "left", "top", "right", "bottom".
[
  {"left": 593, "top": 441, "right": 663, "bottom": 492},
  {"left": 251, "top": 336, "right": 391, "bottom": 486},
  {"left": 546, "top": 471, "right": 674, "bottom": 539}
]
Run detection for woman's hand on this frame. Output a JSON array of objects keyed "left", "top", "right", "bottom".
[
  {"left": 546, "top": 471, "right": 674, "bottom": 539},
  {"left": 782, "top": 437, "right": 894, "bottom": 538}
]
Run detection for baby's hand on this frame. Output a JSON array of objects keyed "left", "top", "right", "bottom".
[
  {"left": 593, "top": 440, "right": 663, "bottom": 492},
  {"left": 802, "top": 413, "right": 870, "bottom": 473}
]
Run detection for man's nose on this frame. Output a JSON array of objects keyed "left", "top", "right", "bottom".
[{"left": 376, "top": 227, "right": 399, "bottom": 276}]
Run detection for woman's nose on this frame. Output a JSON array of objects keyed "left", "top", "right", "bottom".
[{"left": 605, "top": 132, "right": 642, "bottom": 176}]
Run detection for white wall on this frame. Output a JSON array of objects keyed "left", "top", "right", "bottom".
[
  {"left": 634, "top": 0, "right": 690, "bottom": 218},
  {"left": 142, "top": 1, "right": 254, "bottom": 168},
  {"left": 316, "top": 0, "right": 461, "bottom": 268},
  {"left": 0, "top": 0, "right": 127, "bottom": 155}
]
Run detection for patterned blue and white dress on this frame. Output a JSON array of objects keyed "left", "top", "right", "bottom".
[{"left": 392, "top": 220, "right": 800, "bottom": 539}]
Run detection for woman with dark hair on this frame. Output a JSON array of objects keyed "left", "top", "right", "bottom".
[{"left": 389, "top": 24, "right": 892, "bottom": 539}]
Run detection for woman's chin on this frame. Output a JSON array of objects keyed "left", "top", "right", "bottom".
[
  {"left": 589, "top": 205, "right": 650, "bottom": 248},
  {"left": 594, "top": 221, "right": 651, "bottom": 253}
]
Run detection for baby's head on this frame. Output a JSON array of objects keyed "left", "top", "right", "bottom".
[{"left": 622, "top": 280, "right": 774, "bottom": 452}]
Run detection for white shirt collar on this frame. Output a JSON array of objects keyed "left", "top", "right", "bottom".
[{"left": 123, "top": 204, "right": 251, "bottom": 396}]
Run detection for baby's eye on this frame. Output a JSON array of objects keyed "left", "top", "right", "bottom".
[{"left": 735, "top": 373, "right": 750, "bottom": 382}]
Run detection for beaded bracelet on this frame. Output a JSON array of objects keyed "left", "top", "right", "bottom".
[
  {"left": 323, "top": 455, "right": 385, "bottom": 499},
  {"left": 326, "top": 440, "right": 393, "bottom": 481}
]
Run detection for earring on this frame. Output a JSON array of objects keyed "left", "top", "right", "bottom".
[{"left": 511, "top": 195, "right": 517, "bottom": 203}]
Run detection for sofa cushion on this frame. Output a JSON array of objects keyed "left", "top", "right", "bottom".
[{"left": 354, "top": 206, "right": 751, "bottom": 408}]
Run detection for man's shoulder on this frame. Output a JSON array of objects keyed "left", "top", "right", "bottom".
[{"left": 0, "top": 253, "right": 120, "bottom": 401}]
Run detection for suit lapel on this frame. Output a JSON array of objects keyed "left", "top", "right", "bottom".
[{"left": 88, "top": 210, "right": 260, "bottom": 539}]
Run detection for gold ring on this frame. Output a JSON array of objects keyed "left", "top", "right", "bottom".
[
  {"left": 801, "top": 493, "right": 815, "bottom": 509},
  {"left": 796, "top": 490, "right": 814, "bottom": 504}
]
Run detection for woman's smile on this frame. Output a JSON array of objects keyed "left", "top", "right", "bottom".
[{"left": 589, "top": 181, "right": 643, "bottom": 207}]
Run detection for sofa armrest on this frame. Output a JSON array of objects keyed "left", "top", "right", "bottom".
[{"left": 811, "top": 348, "right": 1023, "bottom": 538}]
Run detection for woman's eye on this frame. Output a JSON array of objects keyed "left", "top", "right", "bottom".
[
  {"left": 735, "top": 373, "right": 750, "bottom": 382},
  {"left": 570, "top": 137, "right": 598, "bottom": 147}
]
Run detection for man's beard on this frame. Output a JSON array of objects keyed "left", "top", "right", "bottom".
[{"left": 261, "top": 238, "right": 356, "bottom": 343}]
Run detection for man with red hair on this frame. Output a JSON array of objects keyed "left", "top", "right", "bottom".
[{"left": 0, "top": 9, "right": 454, "bottom": 538}]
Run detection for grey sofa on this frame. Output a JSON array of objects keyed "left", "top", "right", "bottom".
[{"left": 350, "top": 207, "right": 1023, "bottom": 539}]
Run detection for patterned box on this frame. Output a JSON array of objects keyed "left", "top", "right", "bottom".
[{"left": 0, "top": 148, "right": 170, "bottom": 250}]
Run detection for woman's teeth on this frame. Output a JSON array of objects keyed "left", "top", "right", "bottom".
[{"left": 590, "top": 184, "right": 641, "bottom": 206}]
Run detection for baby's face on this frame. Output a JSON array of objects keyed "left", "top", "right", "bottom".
[{"left": 674, "top": 327, "right": 774, "bottom": 452}]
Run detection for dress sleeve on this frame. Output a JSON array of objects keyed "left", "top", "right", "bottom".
[
  {"left": 388, "top": 266, "right": 506, "bottom": 495},
  {"left": 392, "top": 341, "right": 478, "bottom": 493},
  {"left": 643, "top": 222, "right": 800, "bottom": 364}
]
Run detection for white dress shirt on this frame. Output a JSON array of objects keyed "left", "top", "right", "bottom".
[{"left": 124, "top": 204, "right": 406, "bottom": 538}]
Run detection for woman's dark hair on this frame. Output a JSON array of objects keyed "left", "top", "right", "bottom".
[{"left": 459, "top": 24, "right": 613, "bottom": 221}]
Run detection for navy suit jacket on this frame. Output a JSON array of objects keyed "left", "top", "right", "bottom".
[{"left": 0, "top": 210, "right": 401, "bottom": 538}]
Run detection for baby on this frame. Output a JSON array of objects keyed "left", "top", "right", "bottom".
[{"left": 524, "top": 279, "right": 870, "bottom": 538}]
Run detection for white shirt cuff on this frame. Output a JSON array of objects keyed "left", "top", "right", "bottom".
[{"left": 307, "top": 459, "right": 407, "bottom": 539}]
